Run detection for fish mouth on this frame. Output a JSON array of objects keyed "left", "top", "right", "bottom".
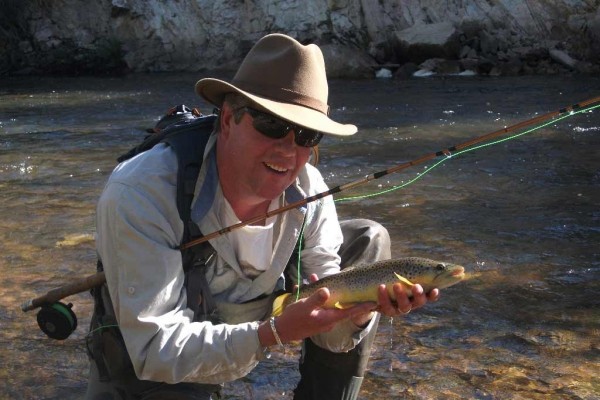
[
  {"left": 451, "top": 266, "right": 465, "bottom": 279},
  {"left": 432, "top": 265, "right": 465, "bottom": 286}
]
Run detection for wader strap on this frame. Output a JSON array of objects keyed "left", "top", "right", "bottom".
[
  {"left": 87, "top": 313, "right": 112, "bottom": 382},
  {"left": 184, "top": 246, "right": 221, "bottom": 324},
  {"left": 87, "top": 260, "right": 112, "bottom": 382}
]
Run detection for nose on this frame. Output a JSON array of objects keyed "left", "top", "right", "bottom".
[{"left": 276, "top": 129, "right": 298, "bottom": 149}]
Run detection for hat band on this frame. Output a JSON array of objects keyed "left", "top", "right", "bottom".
[{"left": 233, "top": 79, "right": 330, "bottom": 115}]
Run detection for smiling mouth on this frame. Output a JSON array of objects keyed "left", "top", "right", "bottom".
[{"left": 265, "top": 162, "right": 288, "bottom": 173}]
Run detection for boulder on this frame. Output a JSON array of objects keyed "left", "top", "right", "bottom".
[
  {"left": 394, "top": 62, "right": 419, "bottom": 80},
  {"left": 496, "top": 59, "right": 524, "bottom": 76},
  {"left": 419, "top": 58, "right": 461, "bottom": 75},
  {"left": 375, "top": 68, "right": 393, "bottom": 78},
  {"left": 394, "top": 22, "right": 461, "bottom": 63},
  {"left": 549, "top": 49, "right": 578, "bottom": 70},
  {"left": 587, "top": 10, "right": 600, "bottom": 62},
  {"left": 320, "top": 43, "right": 373, "bottom": 79}
]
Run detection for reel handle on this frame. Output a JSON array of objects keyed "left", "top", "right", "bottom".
[{"left": 21, "top": 271, "right": 106, "bottom": 312}]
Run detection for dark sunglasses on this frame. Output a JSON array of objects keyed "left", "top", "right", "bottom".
[{"left": 240, "top": 107, "right": 323, "bottom": 148}]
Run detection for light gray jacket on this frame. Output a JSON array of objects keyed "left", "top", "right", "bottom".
[{"left": 96, "top": 134, "right": 373, "bottom": 384}]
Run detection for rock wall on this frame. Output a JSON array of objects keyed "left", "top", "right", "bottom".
[{"left": 1, "top": 0, "right": 599, "bottom": 77}]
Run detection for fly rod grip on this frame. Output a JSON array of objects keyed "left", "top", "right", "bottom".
[{"left": 21, "top": 271, "right": 106, "bottom": 312}]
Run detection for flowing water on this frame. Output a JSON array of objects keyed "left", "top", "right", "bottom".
[{"left": 1, "top": 73, "right": 598, "bottom": 399}]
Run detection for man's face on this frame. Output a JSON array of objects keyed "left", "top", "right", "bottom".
[{"left": 217, "top": 102, "right": 312, "bottom": 211}]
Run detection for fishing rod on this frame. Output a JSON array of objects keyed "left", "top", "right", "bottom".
[
  {"left": 180, "top": 95, "right": 600, "bottom": 249},
  {"left": 21, "top": 96, "right": 600, "bottom": 332}
]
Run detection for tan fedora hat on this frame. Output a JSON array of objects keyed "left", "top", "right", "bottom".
[{"left": 195, "top": 33, "right": 357, "bottom": 136}]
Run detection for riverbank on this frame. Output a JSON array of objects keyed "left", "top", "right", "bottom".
[{"left": 2, "top": 0, "right": 599, "bottom": 78}]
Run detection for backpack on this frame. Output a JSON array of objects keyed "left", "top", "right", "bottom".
[
  {"left": 88, "top": 105, "right": 222, "bottom": 382},
  {"left": 118, "top": 105, "right": 216, "bottom": 241}
]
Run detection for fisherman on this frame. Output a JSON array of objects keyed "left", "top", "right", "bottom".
[{"left": 85, "top": 33, "right": 440, "bottom": 400}]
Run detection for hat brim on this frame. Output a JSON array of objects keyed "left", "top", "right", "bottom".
[{"left": 195, "top": 78, "right": 357, "bottom": 136}]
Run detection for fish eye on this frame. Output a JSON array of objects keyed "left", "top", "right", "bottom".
[{"left": 435, "top": 263, "right": 446, "bottom": 271}]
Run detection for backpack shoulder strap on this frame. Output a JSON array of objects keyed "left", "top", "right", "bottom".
[
  {"left": 160, "top": 114, "right": 217, "bottom": 240},
  {"left": 115, "top": 108, "right": 218, "bottom": 263},
  {"left": 160, "top": 116, "right": 221, "bottom": 323}
]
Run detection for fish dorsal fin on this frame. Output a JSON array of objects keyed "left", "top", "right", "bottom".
[{"left": 394, "top": 272, "right": 414, "bottom": 287}]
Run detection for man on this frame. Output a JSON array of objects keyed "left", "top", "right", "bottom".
[{"left": 86, "top": 33, "right": 439, "bottom": 400}]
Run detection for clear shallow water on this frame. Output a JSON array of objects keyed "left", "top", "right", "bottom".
[{"left": 1, "top": 73, "right": 599, "bottom": 399}]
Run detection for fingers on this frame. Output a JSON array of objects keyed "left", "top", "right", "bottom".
[
  {"left": 277, "top": 286, "right": 371, "bottom": 342},
  {"left": 377, "top": 284, "right": 408, "bottom": 315},
  {"left": 410, "top": 284, "right": 427, "bottom": 309},
  {"left": 306, "top": 287, "right": 329, "bottom": 306},
  {"left": 304, "top": 288, "right": 373, "bottom": 320},
  {"left": 377, "top": 283, "right": 440, "bottom": 317},
  {"left": 427, "top": 288, "right": 440, "bottom": 302},
  {"left": 393, "top": 283, "right": 413, "bottom": 314}
]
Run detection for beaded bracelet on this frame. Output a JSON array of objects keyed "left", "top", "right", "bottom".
[{"left": 269, "top": 316, "right": 284, "bottom": 348}]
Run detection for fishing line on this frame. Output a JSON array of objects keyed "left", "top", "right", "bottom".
[
  {"left": 295, "top": 217, "right": 307, "bottom": 301},
  {"left": 86, "top": 324, "right": 119, "bottom": 336},
  {"left": 179, "top": 96, "right": 600, "bottom": 251},
  {"left": 296, "top": 102, "right": 598, "bottom": 280},
  {"left": 21, "top": 96, "right": 600, "bottom": 313},
  {"left": 334, "top": 103, "right": 599, "bottom": 203}
]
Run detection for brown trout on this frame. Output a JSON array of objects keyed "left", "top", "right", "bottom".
[{"left": 272, "top": 257, "right": 465, "bottom": 316}]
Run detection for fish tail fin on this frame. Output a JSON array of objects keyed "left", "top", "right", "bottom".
[{"left": 271, "top": 293, "right": 292, "bottom": 317}]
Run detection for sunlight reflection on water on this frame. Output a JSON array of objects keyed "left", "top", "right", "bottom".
[{"left": 1, "top": 74, "right": 599, "bottom": 399}]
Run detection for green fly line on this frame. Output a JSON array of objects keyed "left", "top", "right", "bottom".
[
  {"left": 22, "top": 98, "right": 598, "bottom": 313},
  {"left": 295, "top": 216, "right": 307, "bottom": 301},
  {"left": 334, "top": 103, "right": 599, "bottom": 203},
  {"left": 293, "top": 103, "right": 597, "bottom": 288},
  {"left": 179, "top": 97, "right": 599, "bottom": 252}
]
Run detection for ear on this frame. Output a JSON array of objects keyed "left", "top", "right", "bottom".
[{"left": 219, "top": 101, "right": 234, "bottom": 139}]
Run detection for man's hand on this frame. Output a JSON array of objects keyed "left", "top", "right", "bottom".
[
  {"left": 258, "top": 275, "right": 441, "bottom": 347},
  {"left": 273, "top": 285, "right": 376, "bottom": 343},
  {"left": 377, "top": 282, "right": 440, "bottom": 316},
  {"left": 349, "top": 281, "right": 440, "bottom": 327}
]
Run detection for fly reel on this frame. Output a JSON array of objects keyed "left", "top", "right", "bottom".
[{"left": 36, "top": 301, "right": 78, "bottom": 340}]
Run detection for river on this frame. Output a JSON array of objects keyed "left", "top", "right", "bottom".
[{"left": 1, "top": 73, "right": 598, "bottom": 399}]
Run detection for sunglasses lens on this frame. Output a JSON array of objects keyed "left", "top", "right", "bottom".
[
  {"left": 295, "top": 130, "right": 323, "bottom": 147},
  {"left": 245, "top": 107, "right": 323, "bottom": 147},
  {"left": 251, "top": 113, "right": 289, "bottom": 140}
]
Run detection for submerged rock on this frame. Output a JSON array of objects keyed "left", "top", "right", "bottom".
[{"left": 375, "top": 68, "right": 393, "bottom": 79}]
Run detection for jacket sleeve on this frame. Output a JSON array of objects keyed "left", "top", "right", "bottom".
[{"left": 95, "top": 149, "right": 266, "bottom": 384}]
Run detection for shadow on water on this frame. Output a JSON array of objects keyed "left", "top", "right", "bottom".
[{"left": 1, "top": 73, "right": 599, "bottom": 399}]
